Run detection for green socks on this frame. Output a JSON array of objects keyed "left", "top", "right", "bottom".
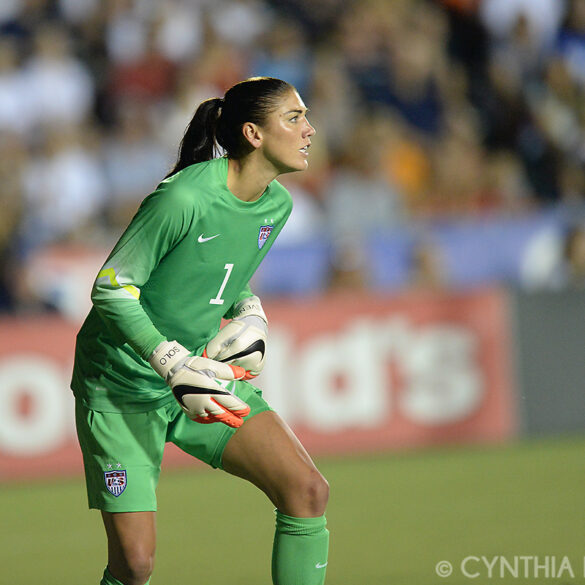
[
  {"left": 99, "top": 513, "right": 329, "bottom": 585},
  {"left": 100, "top": 567, "right": 150, "bottom": 585},
  {"left": 272, "top": 511, "right": 330, "bottom": 585}
]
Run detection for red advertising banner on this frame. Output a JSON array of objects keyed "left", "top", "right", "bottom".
[
  {"left": 0, "top": 288, "right": 517, "bottom": 482},
  {"left": 254, "top": 288, "right": 517, "bottom": 455}
]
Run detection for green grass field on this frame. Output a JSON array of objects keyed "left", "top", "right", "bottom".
[{"left": 2, "top": 435, "right": 584, "bottom": 585}]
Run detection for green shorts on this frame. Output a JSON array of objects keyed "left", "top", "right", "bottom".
[{"left": 75, "top": 380, "right": 271, "bottom": 512}]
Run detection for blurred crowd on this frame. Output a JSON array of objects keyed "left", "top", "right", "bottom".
[{"left": 1, "top": 0, "right": 585, "bottom": 313}]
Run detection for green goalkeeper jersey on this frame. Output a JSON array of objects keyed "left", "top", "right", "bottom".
[{"left": 71, "top": 156, "right": 292, "bottom": 413}]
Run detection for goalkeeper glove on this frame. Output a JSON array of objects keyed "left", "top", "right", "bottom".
[
  {"left": 204, "top": 295, "right": 267, "bottom": 379},
  {"left": 149, "top": 340, "right": 250, "bottom": 428}
]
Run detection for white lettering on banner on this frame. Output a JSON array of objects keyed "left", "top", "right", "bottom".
[
  {"left": 299, "top": 320, "right": 389, "bottom": 431},
  {"left": 0, "top": 355, "right": 74, "bottom": 456},
  {"left": 258, "top": 317, "right": 484, "bottom": 431},
  {"left": 394, "top": 323, "right": 482, "bottom": 425}
]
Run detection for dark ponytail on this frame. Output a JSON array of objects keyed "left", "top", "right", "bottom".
[
  {"left": 165, "top": 97, "right": 223, "bottom": 178},
  {"left": 166, "top": 77, "right": 294, "bottom": 178}
]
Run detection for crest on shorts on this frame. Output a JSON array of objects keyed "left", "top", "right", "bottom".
[
  {"left": 104, "top": 469, "right": 127, "bottom": 497},
  {"left": 258, "top": 225, "right": 274, "bottom": 250}
]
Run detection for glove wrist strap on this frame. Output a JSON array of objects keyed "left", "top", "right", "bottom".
[
  {"left": 149, "top": 340, "right": 190, "bottom": 379},
  {"left": 233, "top": 295, "right": 267, "bottom": 324}
]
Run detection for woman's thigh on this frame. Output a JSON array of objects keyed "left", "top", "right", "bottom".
[{"left": 221, "top": 410, "right": 329, "bottom": 516}]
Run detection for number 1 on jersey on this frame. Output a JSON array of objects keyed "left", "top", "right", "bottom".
[{"left": 209, "top": 263, "right": 234, "bottom": 305}]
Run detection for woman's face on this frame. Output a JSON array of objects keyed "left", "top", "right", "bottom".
[{"left": 258, "top": 89, "right": 316, "bottom": 174}]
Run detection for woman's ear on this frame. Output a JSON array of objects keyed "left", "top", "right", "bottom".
[{"left": 242, "top": 122, "right": 263, "bottom": 149}]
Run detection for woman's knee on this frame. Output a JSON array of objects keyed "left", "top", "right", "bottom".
[
  {"left": 280, "top": 467, "right": 329, "bottom": 517},
  {"left": 102, "top": 511, "right": 156, "bottom": 585},
  {"left": 307, "top": 468, "right": 329, "bottom": 512},
  {"left": 110, "top": 545, "right": 155, "bottom": 585}
]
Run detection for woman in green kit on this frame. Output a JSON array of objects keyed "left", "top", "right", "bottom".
[{"left": 72, "top": 77, "right": 329, "bottom": 585}]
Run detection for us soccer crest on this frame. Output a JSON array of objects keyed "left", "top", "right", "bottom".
[
  {"left": 104, "top": 469, "right": 127, "bottom": 497},
  {"left": 258, "top": 225, "right": 274, "bottom": 249}
]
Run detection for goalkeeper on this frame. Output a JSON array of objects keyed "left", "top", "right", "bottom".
[{"left": 71, "top": 77, "right": 329, "bottom": 585}]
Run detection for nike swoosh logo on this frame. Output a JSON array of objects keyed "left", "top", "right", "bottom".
[
  {"left": 198, "top": 234, "right": 220, "bottom": 243},
  {"left": 315, "top": 562, "right": 328, "bottom": 569}
]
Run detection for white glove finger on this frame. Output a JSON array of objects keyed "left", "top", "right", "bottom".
[
  {"left": 206, "top": 396, "right": 250, "bottom": 427},
  {"left": 205, "top": 321, "right": 245, "bottom": 359},
  {"left": 187, "top": 394, "right": 250, "bottom": 428},
  {"left": 212, "top": 392, "right": 249, "bottom": 414},
  {"left": 218, "top": 321, "right": 247, "bottom": 351}
]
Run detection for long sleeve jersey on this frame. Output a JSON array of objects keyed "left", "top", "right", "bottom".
[{"left": 71, "top": 156, "right": 292, "bottom": 413}]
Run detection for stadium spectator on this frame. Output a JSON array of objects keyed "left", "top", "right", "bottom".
[
  {"left": 23, "top": 23, "right": 94, "bottom": 127},
  {"left": 407, "top": 239, "right": 449, "bottom": 291},
  {"left": 101, "top": 100, "right": 169, "bottom": 229},
  {"left": 522, "top": 223, "right": 585, "bottom": 290},
  {"left": 555, "top": 0, "right": 585, "bottom": 88},
  {"left": 208, "top": 0, "right": 272, "bottom": 51},
  {"left": 248, "top": 17, "right": 312, "bottom": 96},
  {"left": 322, "top": 112, "right": 407, "bottom": 239},
  {"left": 0, "top": 132, "right": 25, "bottom": 311},
  {"left": 0, "top": 37, "right": 34, "bottom": 135},
  {"left": 154, "top": 0, "right": 205, "bottom": 64},
  {"left": 479, "top": 0, "right": 565, "bottom": 50},
  {"left": 305, "top": 48, "right": 360, "bottom": 160},
  {"left": 20, "top": 124, "right": 107, "bottom": 251}
]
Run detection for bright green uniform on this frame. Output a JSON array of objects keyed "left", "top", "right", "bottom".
[
  {"left": 73, "top": 156, "right": 328, "bottom": 585},
  {"left": 72, "top": 156, "right": 292, "bottom": 511},
  {"left": 72, "top": 156, "right": 292, "bottom": 413}
]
